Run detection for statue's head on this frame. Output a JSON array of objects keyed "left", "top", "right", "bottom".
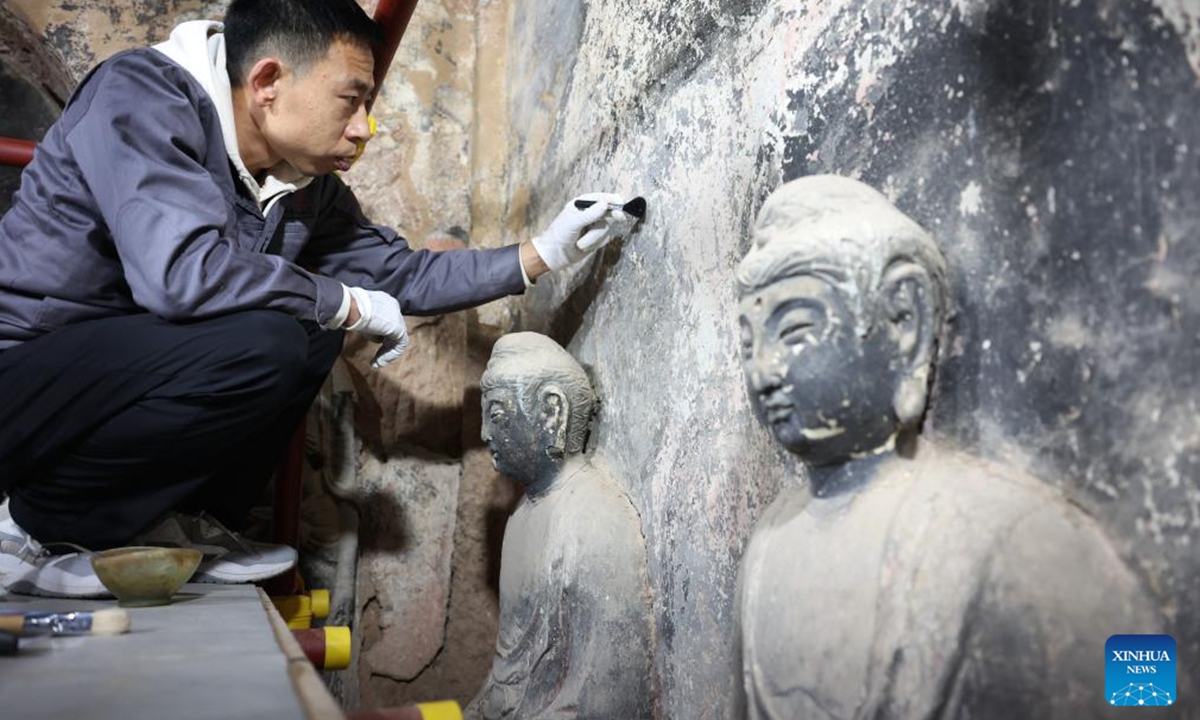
[
  {"left": 737, "top": 175, "right": 950, "bottom": 466},
  {"left": 480, "top": 333, "right": 597, "bottom": 488}
]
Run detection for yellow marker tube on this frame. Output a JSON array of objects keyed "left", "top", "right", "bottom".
[
  {"left": 352, "top": 115, "right": 378, "bottom": 165},
  {"left": 416, "top": 701, "right": 462, "bottom": 720}
]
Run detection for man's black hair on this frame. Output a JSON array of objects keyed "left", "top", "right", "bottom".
[{"left": 224, "top": 0, "right": 384, "bottom": 86}]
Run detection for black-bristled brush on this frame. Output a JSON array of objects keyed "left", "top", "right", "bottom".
[{"left": 573, "top": 196, "right": 647, "bottom": 219}]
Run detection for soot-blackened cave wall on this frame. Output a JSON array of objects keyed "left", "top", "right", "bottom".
[{"left": 500, "top": 1, "right": 1200, "bottom": 718}]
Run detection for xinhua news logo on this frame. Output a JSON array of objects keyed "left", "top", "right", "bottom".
[{"left": 1106, "top": 634, "right": 1176, "bottom": 707}]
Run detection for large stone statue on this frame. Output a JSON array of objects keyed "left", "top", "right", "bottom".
[
  {"left": 467, "top": 332, "right": 654, "bottom": 720},
  {"left": 736, "top": 176, "right": 1164, "bottom": 719}
]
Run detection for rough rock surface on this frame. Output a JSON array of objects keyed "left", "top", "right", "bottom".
[
  {"left": 357, "top": 454, "right": 461, "bottom": 695},
  {"left": 504, "top": 1, "right": 1200, "bottom": 718}
]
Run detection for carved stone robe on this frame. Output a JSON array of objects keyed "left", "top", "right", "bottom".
[
  {"left": 469, "top": 460, "right": 654, "bottom": 720},
  {"left": 739, "top": 445, "right": 1164, "bottom": 720}
]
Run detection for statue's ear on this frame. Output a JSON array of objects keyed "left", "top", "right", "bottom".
[
  {"left": 880, "top": 259, "right": 937, "bottom": 426},
  {"left": 539, "top": 385, "right": 569, "bottom": 459}
]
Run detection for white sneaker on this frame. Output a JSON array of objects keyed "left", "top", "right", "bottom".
[
  {"left": 135, "top": 512, "right": 296, "bottom": 583},
  {"left": 0, "top": 501, "right": 110, "bottom": 598}
]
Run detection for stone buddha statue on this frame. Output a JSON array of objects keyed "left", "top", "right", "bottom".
[
  {"left": 736, "top": 176, "right": 1164, "bottom": 719},
  {"left": 466, "top": 332, "right": 654, "bottom": 720}
]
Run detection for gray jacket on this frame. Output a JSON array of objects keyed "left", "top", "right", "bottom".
[{"left": 0, "top": 46, "right": 523, "bottom": 349}]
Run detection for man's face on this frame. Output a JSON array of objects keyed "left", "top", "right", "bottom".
[
  {"left": 739, "top": 273, "right": 896, "bottom": 465},
  {"left": 263, "top": 38, "right": 374, "bottom": 176},
  {"left": 480, "top": 383, "right": 543, "bottom": 484}
]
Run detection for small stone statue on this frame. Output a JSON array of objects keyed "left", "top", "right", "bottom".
[
  {"left": 466, "top": 332, "right": 654, "bottom": 720},
  {"left": 736, "top": 176, "right": 1163, "bottom": 719}
]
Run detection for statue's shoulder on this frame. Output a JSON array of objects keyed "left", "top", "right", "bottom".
[
  {"left": 564, "top": 459, "right": 638, "bottom": 510},
  {"left": 896, "top": 444, "right": 1056, "bottom": 519},
  {"left": 862, "top": 446, "right": 1066, "bottom": 578},
  {"left": 897, "top": 444, "right": 1136, "bottom": 584},
  {"left": 750, "top": 482, "right": 810, "bottom": 532},
  {"left": 547, "top": 460, "right": 642, "bottom": 543},
  {"left": 548, "top": 465, "right": 650, "bottom": 593}
]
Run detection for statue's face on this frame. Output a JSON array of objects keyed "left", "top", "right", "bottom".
[
  {"left": 739, "top": 273, "right": 896, "bottom": 465},
  {"left": 480, "top": 382, "right": 542, "bottom": 484}
]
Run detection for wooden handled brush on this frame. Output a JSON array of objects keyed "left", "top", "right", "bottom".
[{"left": 0, "top": 608, "right": 130, "bottom": 636}]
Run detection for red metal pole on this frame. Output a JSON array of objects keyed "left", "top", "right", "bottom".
[
  {"left": 0, "top": 138, "right": 35, "bottom": 168},
  {"left": 266, "top": 420, "right": 307, "bottom": 596},
  {"left": 370, "top": 0, "right": 421, "bottom": 109}
]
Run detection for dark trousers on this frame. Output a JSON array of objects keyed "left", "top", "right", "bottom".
[{"left": 0, "top": 311, "right": 343, "bottom": 550}]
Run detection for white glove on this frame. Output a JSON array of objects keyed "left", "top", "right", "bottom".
[
  {"left": 345, "top": 286, "right": 409, "bottom": 368},
  {"left": 531, "top": 192, "right": 638, "bottom": 271}
]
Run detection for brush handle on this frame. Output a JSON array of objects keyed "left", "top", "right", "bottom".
[
  {"left": 0, "top": 611, "right": 96, "bottom": 635},
  {"left": 0, "top": 615, "right": 26, "bottom": 635},
  {"left": 573, "top": 200, "right": 621, "bottom": 211},
  {"left": 573, "top": 196, "right": 647, "bottom": 219}
]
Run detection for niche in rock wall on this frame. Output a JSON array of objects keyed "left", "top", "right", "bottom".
[{"left": 0, "top": 51, "right": 64, "bottom": 212}]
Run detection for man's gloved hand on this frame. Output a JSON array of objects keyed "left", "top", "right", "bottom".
[
  {"left": 531, "top": 192, "right": 638, "bottom": 271},
  {"left": 345, "top": 286, "right": 409, "bottom": 368}
]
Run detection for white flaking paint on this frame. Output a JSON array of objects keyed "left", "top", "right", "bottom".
[
  {"left": 1152, "top": 0, "right": 1200, "bottom": 80},
  {"left": 800, "top": 425, "right": 847, "bottom": 440},
  {"left": 959, "top": 181, "right": 983, "bottom": 216}
]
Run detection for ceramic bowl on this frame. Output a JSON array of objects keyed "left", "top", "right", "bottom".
[{"left": 91, "top": 546, "right": 203, "bottom": 607}]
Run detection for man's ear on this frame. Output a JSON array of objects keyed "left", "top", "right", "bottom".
[
  {"left": 880, "top": 258, "right": 937, "bottom": 426},
  {"left": 539, "top": 385, "right": 569, "bottom": 459},
  {"left": 245, "top": 57, "right": 285, "bottom": 108}
]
